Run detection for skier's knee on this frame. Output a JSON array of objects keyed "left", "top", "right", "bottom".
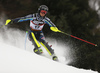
[{"left": 39, "top": 38, "right": 45, "bottom": 43}]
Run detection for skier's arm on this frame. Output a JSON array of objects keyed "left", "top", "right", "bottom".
[
  {"left": 45, "top": 17, "right": 59, "bottom": 32},
  {"left": 45, "top": 17, "right": 56, "bottom": 27},
  {"left": 6, "top": 14, "right": 33, "bottom": 25},
  {"left": 13, "top": 14, "right": 33, "bottom": 23}
]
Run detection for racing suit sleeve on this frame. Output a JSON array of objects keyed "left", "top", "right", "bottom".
[
  {"left": 44, "top": 17, "right": 56, "bottom": 27},
  {"left": 45, "top": 17, "right": 60, "bottom": 32},
  {"left": 12, "top": 14, "right": 34, "bottom": 23}
]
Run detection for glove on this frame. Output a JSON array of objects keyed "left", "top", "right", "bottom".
[
  {"left": 5, "top": 19, "right": 13, "bottom": 25},
  {"left": 50, "top": 27, "right": 60, "bottom": 32}
]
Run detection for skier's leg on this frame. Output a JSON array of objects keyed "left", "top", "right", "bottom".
[
  {"left": 40, "top": 41, "right": 54, "bottom": 55},
  {"left": 28, "top": 31, "right": 43, "bottom": 54},
  {"left": 38, "top": 31, "right": 58, "bottom": 60},
  {"left": 37, "top": 31, "right": 53, "bottom": 55},
  {"left": 40, "top": 41, "right": 58, "bottom": 60}
]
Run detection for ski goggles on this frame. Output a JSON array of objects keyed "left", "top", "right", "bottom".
[{"left": 40, "top": 10, "right": 47, "bottom": 14}]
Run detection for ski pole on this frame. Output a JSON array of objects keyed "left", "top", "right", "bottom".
[
  {"left": 25, "top": 31, "right": 28, "bottom": 50},
  {"left": 0, "top": 25, "right": 5, "bottom": 28},
  {"left": 58, "top": 30, "right": 97, "bottom": 46}
]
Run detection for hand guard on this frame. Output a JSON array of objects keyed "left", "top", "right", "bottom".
[
  {"left": 50, "top": 27, "right": 60, "bottom": 32},
  {"left": 5, "top": 19, "right": 13, "bottom": 25}
]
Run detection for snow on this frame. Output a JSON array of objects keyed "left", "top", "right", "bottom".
[{"left": 0, "top": 43, "right": 98, "bottom": 73}]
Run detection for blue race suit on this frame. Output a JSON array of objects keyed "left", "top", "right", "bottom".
[{"left": 13, "top": 13, "right": 56, "bottom": 55}]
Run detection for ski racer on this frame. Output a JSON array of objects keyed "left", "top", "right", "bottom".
[{"left": 7, "top": 5, "right": 60, "bottom": 61}]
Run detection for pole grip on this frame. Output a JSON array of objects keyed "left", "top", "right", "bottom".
[{"left": 5, "top": 19, "right": 11, "bottom": 25}]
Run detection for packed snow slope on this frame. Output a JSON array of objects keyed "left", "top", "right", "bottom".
[{"left": 0, "top": 42, "right": 98, "bottom": 73}]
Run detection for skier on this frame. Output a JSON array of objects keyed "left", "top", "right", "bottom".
[{"left": 7, "top": 5, "right": 60, "bottom": 61}]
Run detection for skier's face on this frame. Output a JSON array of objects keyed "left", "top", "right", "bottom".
[{"left": 40, "top": 10, "right": 47, "bottom": 17}]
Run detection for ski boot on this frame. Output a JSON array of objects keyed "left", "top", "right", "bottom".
[
  {"left": 33, "top": 48, "right": 43, "bottom": 54},
  {"left": 52, "top": 55, "right": 58, "bottom": 61}
]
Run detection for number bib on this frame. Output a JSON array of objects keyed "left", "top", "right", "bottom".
[{"left": 30, "top": 20, "right": 45, "bottom": 30}]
